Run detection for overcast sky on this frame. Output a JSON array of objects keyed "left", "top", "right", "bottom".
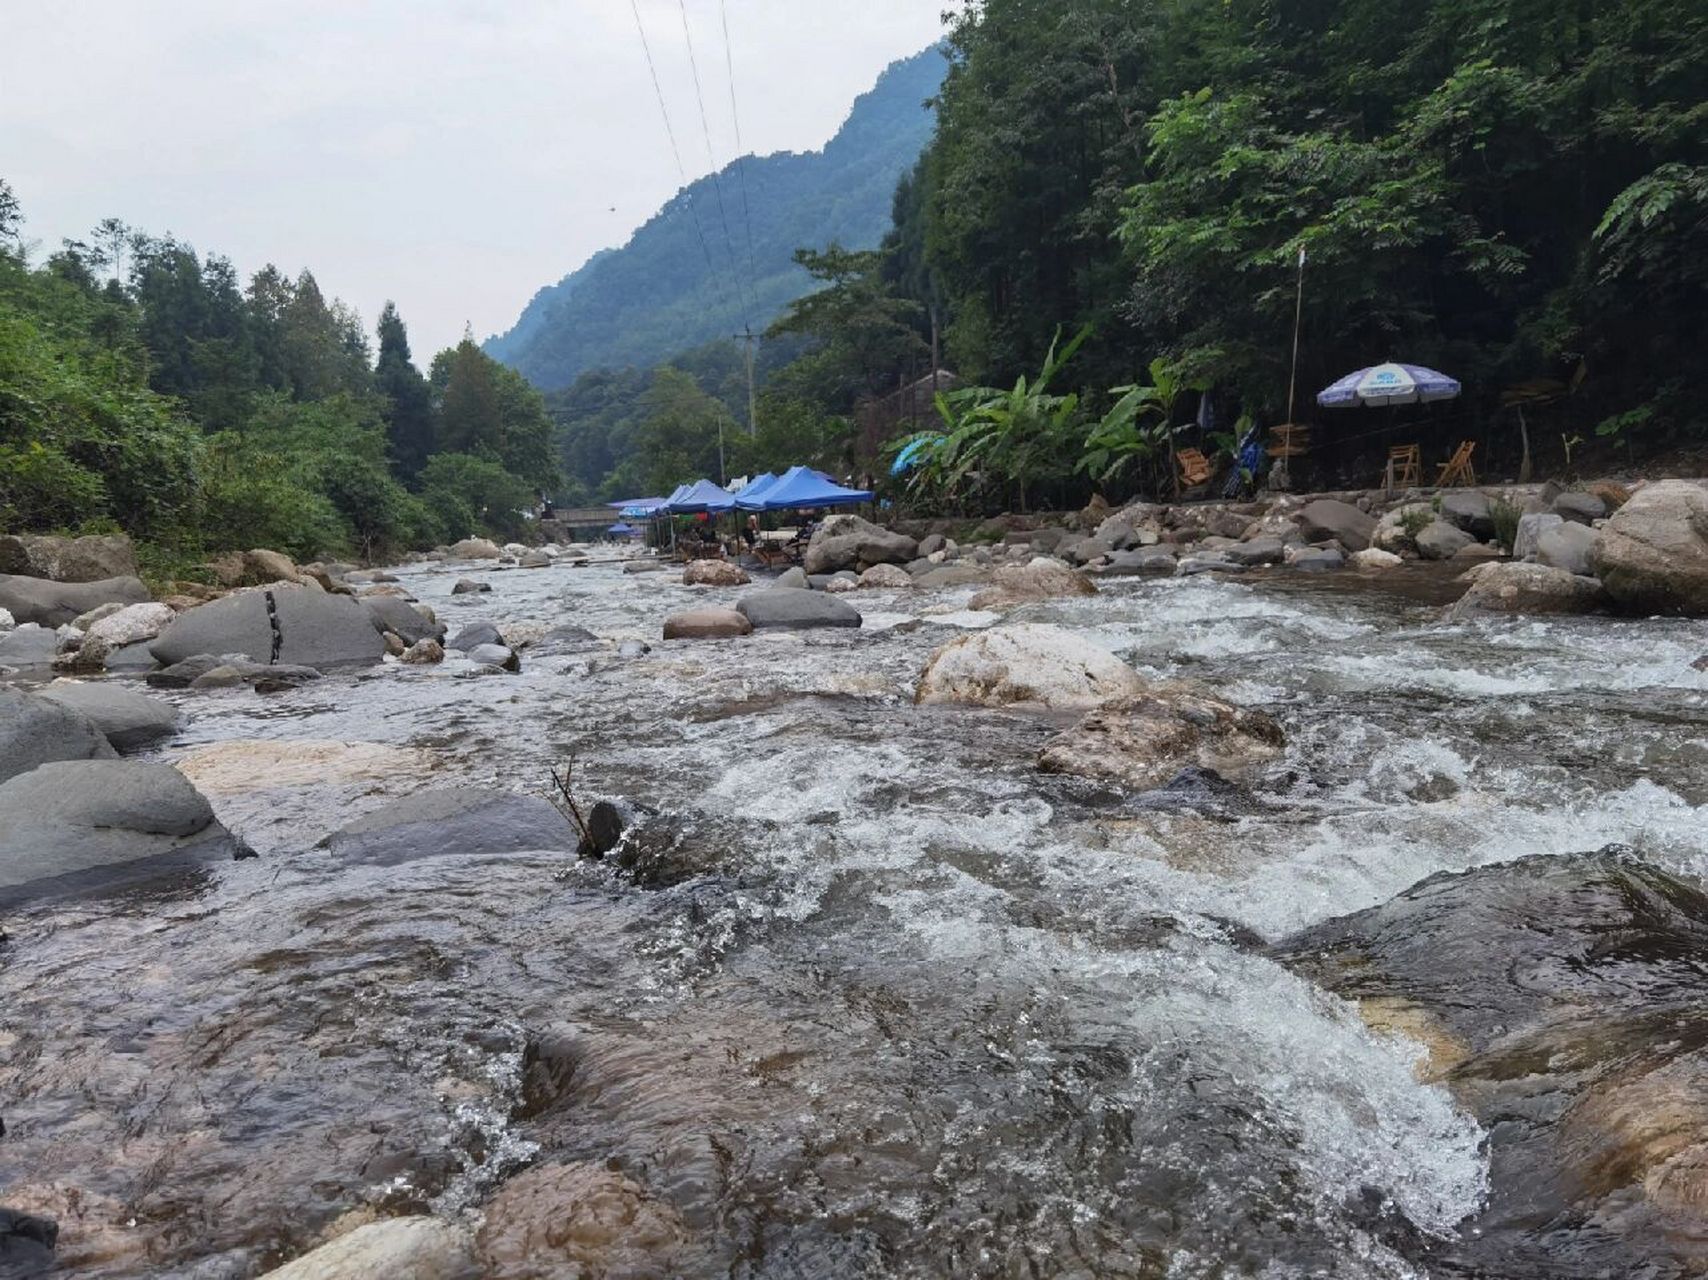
[{"left": 2, "top": 1, "right": 950, "bottom": 363}]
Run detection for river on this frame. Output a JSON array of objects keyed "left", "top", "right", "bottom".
[{"left": 3, "top": 554, "right": 1705, "bottom": 1277}]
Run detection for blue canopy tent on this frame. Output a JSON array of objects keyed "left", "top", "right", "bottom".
[
  {"left": 666, "top": 479, "right": 737, "bottom": 513},
  {"left": 610, "top": 496, "right": 669, "bottom": 519},
  {"left": 737, "top": 465, "right": 872, "bottom": 512},
  {"left": 737, "top": 472, "right": 779, "bottom": 503}
]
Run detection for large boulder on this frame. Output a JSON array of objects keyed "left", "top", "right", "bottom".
[
  {"left": 1038, "top": 684, "right": 1285, "bottom": 789},
  {"left": 318, "top": 788, "right": 575, "bottom": 866},
  {"left": 969, "top": 560, "right": 1098, "bottom": 609},
  {"left": 0, "top": 686, "right": 116, "bottom": 783},
  {"left": 1437, "top": 490, "right": 1495, "bottom": 538},
  {"left": 82, "top": 601, "right": 175, "bottom": 649},
  {"left": 1513, "top": 511, "right": 1563, "bottom": 561},
  {"left": 735, "top": 588, "right": 862, "bottom": 631},
  {"left": 361, "top": 595, "right": 445, "bottom": 646},
  {"left": 151, "top": 587, "right": 387, "bottom": 667},
  {"left": 0, "top": 761, "right": 247, "bottom": 907},
  {"left": 260, "top": 1217, "right": 476, "bottom": 1280},
  {"left": 1415, "top": 519, "right": 1476, "bottom": 561},
  {"left": 1447, "top": 562, "right": 1606, "bottom": 618},
  {"left": 915, "top": 624, "right": 1146, "bottom": 711},
  {"left": 1590, "top": 479, "right": 1708, "bottom": 616},
  {"left": 802, "top": 514, "right": 917, "bottom": 575},
  {"left": 682, "top": 559, "right": 750, "bottom": 587},
  {"left": 0, "top": 573, "right": 151, "bottom": 628},
  {"left": 449, "top": 537, "right": 504, "bottom": 560},
  {"left": 663, "top": 608, "right": 753, "bottom": 640},
  {"left": 36, "top": 681, "right": 181, "bottom": 752},
  {"left": 1535, "top": 521, "right": 1599, "bottom": 577},
  {"left": 0, "top": 532, "right": 137, "bottom": 582},
  {"left": 1295, "top": 499, "right": 1375, "bottom": 551},
  {"left": 1274, "top": 850, "right": 1708, "bottom": 1278}
]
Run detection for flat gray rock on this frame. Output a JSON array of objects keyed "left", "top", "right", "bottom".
[
  {"left": 736, "top": 588, "right": 862, "bottom": 631},
  {"left": 1, "top": 686, "right": 116, "bottom": 783},
  {"left": 37, "top": 681, "right": 182, "bottom": 752},
  {"left": 151, "top": 588, "right": 386, "bottom": 667},
  {"left": 0, "top": 761, "right": 246, "bottom": 908},
  {"left": 0, "top": 573, "right": 151, "bottom": 627},
  {"left": 317, "top": 788, "right": 575, "bottom": 866},
  {"left": 0, "top": 623, "right": 60, "bottom": 666}
]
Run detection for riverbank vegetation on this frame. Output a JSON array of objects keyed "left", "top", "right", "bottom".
[
  {"left": 551, "top": 0, "right": 1706, "bottom": 511},
  {"left": 0, "top": 183, "right": 557, "bottom": 571}
]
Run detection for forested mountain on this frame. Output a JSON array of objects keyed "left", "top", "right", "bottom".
[{"left": 485, "top": 45, "right": 946, "bottom": 390}]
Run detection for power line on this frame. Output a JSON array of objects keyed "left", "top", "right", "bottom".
[
  {"left": 719, "top": 0, "right": 760, "bottom": 312},
  {"left": 628, "top": 0, "right": 727, "bottom": 307},
  {"left": 677, "top": 0, "right": 754, "bottom": 327}
]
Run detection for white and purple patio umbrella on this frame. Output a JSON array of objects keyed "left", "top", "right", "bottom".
[{"left": 1317, "top": 361, "right": 1461, "bottom": 408}]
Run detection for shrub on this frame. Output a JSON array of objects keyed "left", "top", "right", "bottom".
[{"left": 1488, "top": 497, "right": 1521, "bottom": 552}]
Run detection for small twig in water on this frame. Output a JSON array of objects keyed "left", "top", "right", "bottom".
[{"left": 549, "top": 758, "right": 592, "bottom": 846}]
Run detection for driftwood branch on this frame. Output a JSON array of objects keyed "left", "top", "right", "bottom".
[{"left": 549, "top": 757, "right": 592, "bottom": 846}]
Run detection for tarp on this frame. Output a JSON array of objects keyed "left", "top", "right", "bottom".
[
  {"left": 891, "top": 435, "right": 945, "bottom": 475},
  {"left": 737, "top": 465, "right": 873, "bottom": 512},
  {"left": 606, "top": 521, "right": 640, "bottom": 535},
  {"left": 665, "top": 478, "right": 737, "bottom": 513},
  {"left": 610, "top": 496, "right": 669, "bottom": 518},
  {"left": 1318, "top": 362, "right": 1461, "bottom": 408}
]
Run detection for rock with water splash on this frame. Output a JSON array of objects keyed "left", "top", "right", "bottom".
[
  {"left": 1590, "top": 479, "right": 1708, "bottom": 616},
  {"left": 1275, "top": 848, "right": 1708, "bottom": 1277},
  {"left": 361, "top": 595, "right": 445, "bottom": 647},
  {"left": 1446, "top": 561, "right": 1605, "bottom": 618},
  {"left": 259, "top": 1217, "right": 476, "bottom": 1280},
  {"left": 916, "top": 623, "right": 1145, "bottom": 711},
  {"left": 1038, "top": 685, "right": 1284, "bottom": 790},
  {"left": 317, "top": 788, "right": 574, "bottom": 866},
  {"left": 0, "top": 761, "right": 248, "bottom": 907},
  {"left": 476, "top": 1163, "right": 690, "bottom": 1278},
  {"left": 0, "top": 687, "right": 117, "bottom": 784},
  {"left": 968, "top": 559, "right": 1098, "bottom": 610},
  {"left": 36, "top": 680, "right": 180, "bottom": 752},
  {"left": 451, "top": 578, "right": 491, "bottom": 594},
  {"left": 736, "top": 588, "right": 861, "bottom": 631}
]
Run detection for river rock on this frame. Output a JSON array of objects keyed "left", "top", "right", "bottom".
[
  {"left": 1295, "top": 499, "right": 1375, "bottom": 551},
  {"left": 401, "top": 638, "right": 444, "bottom": 664},
  {"left": 1447, "top": 562, "right": 1605, "bottom": 618},
  {"left": 451, "top": 579, "right": 491, "bottom": 594},
  {"left": 1225, "top": 537, "right": 1285, "bottom": 567},
  {"left": 1350, "top": 547, "right": 1403, "bottom": 570},
  {"left": 623, "top": 560, "right": 667, "bottom": 574},
  {"left": 1286, "top": 547, "right": 1345, "bottom": 572},
  {"left": 1415, "top": 519, "right": 1476, "bottom": 561},
  {"left": 736, "top": 589, "right": 861, "bottom": 631},
  {"left": 0, "top": 573, "right": 152, "bottom": 628},
  {"left": 147, "top": 652, "right": 316, "bottom": 690},
  {"left": 916, "top": 624, "right": 1145, "bottom": 711},
  {"left": 1098, "top": 548, "right": 1176, "bottom": 577},
  {"left": 1551, "top": 490, "right": 1607, "bottom": 524},
  {"left": 1274, "top": 849, "right": 1708, "bottom": 1278},
  {"left": 662, "top": 608, "right": 753, "bottom": 640},
  {"left": 37, "top": 681, "right": 181, "bottom": 752},
  {"left": 447, "top": 621, "right": 504, "bottom": 651},
  {"left": 1371, "top": 503, "right": 1432, "bottom": 554},
  {"left": 0, "top": 686, "right": 116, "bottom": 783},
  {"left": 682, "top": 559, "right": 750, "bottom": 587},
  {"left": 1590, "top": 479, "right": 1708, "bottom": 616},
  {"left": 0, "top": 623, "right": 59, "bottom": 667},
  {"left": 518, "top": 549, "right": 552, "bottom": 568},
  {"left": 0, "top": 761, "right": 247, "bottom": 907},
  {"left": 918, "top": 533, "right": 947, "bottom": 557},
  {"left": 1038, "top": 684, "right": 1285, "bottom": 790},
  {"left": 858, "top": 563, "right": 913, "bottom": 589},
  {"left": 260, "top": 1217, "right": 476, "bottom": 1280},
  {"left": 151, "top": 588, "right": 387, "bottom": 667},
  {"left": 968, "top": 560, "right": 1098, "bottom": 609},
  {"left": 468, "top": 643, "right": 520, "bottom": 671},
  {"left": 318, "top": 788, "right": 575, "bottom": 866},
  {"left": 449, "top": 537, "right": 504, "bottom": 559},
  {"left": 476, "top": 1163, "right": 688, "bottom": 1277},
  {"left": 1437, "top": 490, "right": 1494, "bottom": 538},
  {"left": 0, "top": 532, "right": 137, "bottom": 582},
  {"left": 0, "top": 1207, "right": 57, "bottom": 1274},
  {"left": 1512, "top": 511, "right": 1563, "bottom": 561},
  {"left": 1535, "top": 521, "right": 1599, "bottom": 576},
  {"left": 361, "top": 595, "right": 444, "bottom": 647},
  {"left": 0, "top": 606, "right": 12, "bottom": 631},
  {"left": 775, "top": 566, "right": 810, "bottom": 590},
  {"left": 803, "top": 514, "right": 917, "bottom": 575},
  {"left": 914, "top": 565, "right": 991, "bottom": 589},
  {"left": 82, "top": 601, "right": 175, "bottom": 651}
]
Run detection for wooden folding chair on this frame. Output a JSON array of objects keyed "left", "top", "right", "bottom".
[
  {"left": 1381, "top": 444, "right": 1421, "bottom": 491},
  {"left": 1436, "top": 440, "right": 1477, "bottom": 487},
  {"left": 1176, "top": 448, "right": 1214, "bottom": 489}
]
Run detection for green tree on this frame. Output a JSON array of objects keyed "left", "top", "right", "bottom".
[{"left": 375, "top": 301, "right": 434, "bottom": 480}]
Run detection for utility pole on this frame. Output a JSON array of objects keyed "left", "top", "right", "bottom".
[{"left": 734, "top": 326, "right": 758, "bottom": 436}]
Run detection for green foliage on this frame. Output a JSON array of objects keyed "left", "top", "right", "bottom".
[
  {"left": 1398, "top": 506, "right": 1434, "bottom": 539},
  {"left": 1487, "top": 496, "right": 1522, "bottom": 553},
  {"left": 419, "top": 452, "right": 535, "bottom": 541},
  {"left": 1080, "top": 357, "right": 1200, "bottom": 492}
]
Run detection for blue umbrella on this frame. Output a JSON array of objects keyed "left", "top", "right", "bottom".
[{"left": 1318, "top": 362, "right": 1461, "bottom": 408}]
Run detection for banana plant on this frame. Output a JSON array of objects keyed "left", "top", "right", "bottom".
[{"left": 1078, "top": 356, "right": 1203, "bottom": 495}]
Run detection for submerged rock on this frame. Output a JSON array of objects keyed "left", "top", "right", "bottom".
[
  {"left": 0, "top": 686, "right": 116, "bottom": 783},
  {"left": 1039, "top": 685, "right": 1285, "bottom": 790},
  {"left": 916, "top": 623, "right": 1145, "bottom": 711},
  {"left": 467, "top": 643, "right": 520, "bottom": 671},
  {"left": 148, "top": 652, "right": 322, "bottom": 691},
  {"left": 969, "top": 560, "right": 1098, "bottom": 609},
  {"left": 451, "top": 579, "right": 491, "bottom": 594},
  {"left": 37, "top": 681, "right": 181, "bottom": 752},
  {"left": 0, "top": 761, "right": 248, "bottom": 907},
  {"left": 1275, "top": 849, "right": 1708, "bottom": 1277},
  {"left": 735, "top": 588, "right": 861, "bottom": 631},
  {"left": 260, "top": 1217, "right": 476, "bottom": 1280},
  {"left": 1591, "top": 478, "right": 1708, "bottom": 616},
  {"left": 317, "top": 788, "right": 575, "bottom": 866}
]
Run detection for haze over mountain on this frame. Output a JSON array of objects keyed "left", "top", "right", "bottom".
[{"left": 485, "top": 45, "right": 945, "bottom": 390}]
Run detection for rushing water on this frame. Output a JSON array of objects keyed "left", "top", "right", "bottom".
[{"left": 2, "top": 555, "right": 1705, "bottom": 1277}]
